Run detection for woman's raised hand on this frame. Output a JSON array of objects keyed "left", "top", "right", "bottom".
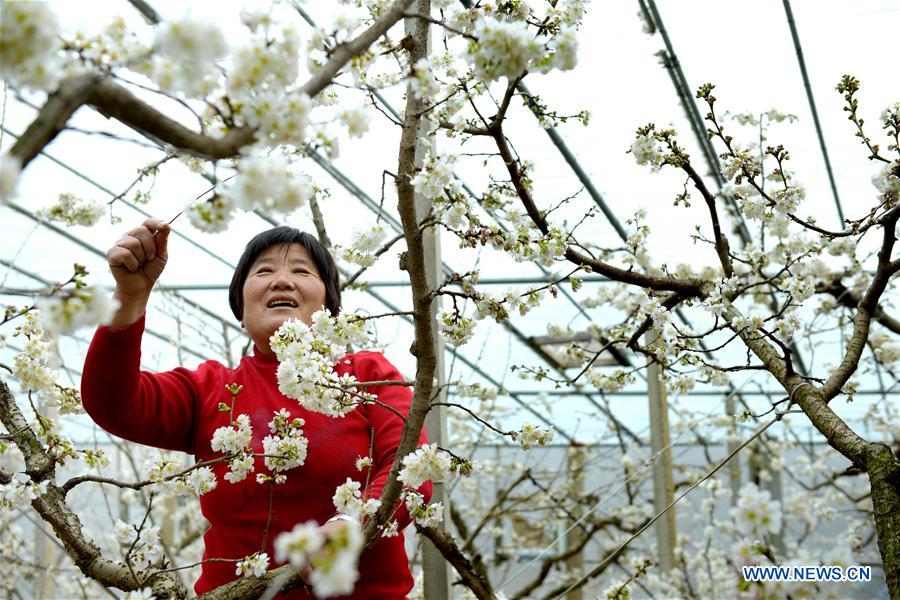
[{"left": 106, "top": 218, "right": 170, "bottom": 328}]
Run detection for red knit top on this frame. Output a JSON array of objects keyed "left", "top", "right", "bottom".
[{"left": 81, "top": 316, "right": 429, "bottom": 598}]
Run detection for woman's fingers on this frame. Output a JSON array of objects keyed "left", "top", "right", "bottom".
[
  {"left": 117, "top": 234, "right": 147, "bottom": 265},
  {"left": 107, "top": 244, "right": 140, "bottom": 272},
  {"left": 130, "top": 224, "right": 156, "bottom": 263},
  {"left": 108, "top": 219, "right": 170, "bottom": 274},
  {"left": 154, "top": 223, "right": 171, "bottom": 262}
]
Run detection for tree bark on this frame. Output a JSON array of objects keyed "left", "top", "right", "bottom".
[
  {"left": 867, "top": 443, "right": 900, "bottom": 599},
  {"left": 362, "top": 0, "right": 435, "bottom": 550},
  {"left": 417, "top": 524, "right": 495, "bottom": 599}
]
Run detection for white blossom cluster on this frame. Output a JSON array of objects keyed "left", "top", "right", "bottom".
[
  {"left": 114, "top": 521, "right": 162, "bottom": 571},
  {"left": 553, "top": 0, "right": 591, "bottom": 27},
  {"left": 473, "top": 288, "right": 528, "bottom": 321},
  {"left": 307, "top": 521, "right": 364, "bottom": 598},
  {"left": 380, "top": 519, "right": 400, "bottom": 538},
  {"left": 545, "top": 26, "right": 579, "bottom": 71},
  {"left": 12, "top": 312, "right": 57, "bottom": 394},
  {"left": 244, "top": 93, "right": 313, "bottom": 149},
  {"left": 186, "top": 194, "right": 235, "bottom": 233},
  {"left": 666, "top": 374, "right": 695, "bottom": 396},
  {"left": 398, "top": 443, "right": 453, "bottom": 489},
  {"left": 466, "top": 18, "right": 541, "bottom": 81},
  {"left": 411, "top": 153, "right": 458, "bottom": 200},
  {"left": 37, "top": 287, "right": 119, "bottom": 337},
  {"left": 143, "top": 456, "right": 217, "bottom": 496},
  {"left": 37, "top": 193, "right": 106, "bottom": 227},
  {"left": 438, "top": 310, "right": 475, "bottom": 346},
  {"left": 274, "top": 519, "right": 364, "bottom": 598},
  {"left": 869, "top": 330, "right": 899, "bottom": 369},
  {"left": 872, "top": 160, "right": 900, "bottom": 201},
  {"left": 332, "top": 477, "right": 381, "bottom": 520},
  {"left": 210, "top": 413, "right": 254, "bottom": 483},
  {"left": 454, "top": 382, "right": 500, "bottom": 402},
  {"left": 337, "top": 104, "right": 371, "bottom": 138},
  {"left": 11, "top": 311, "right": 82, "bottom": 413},
  {"left": 736, "top": 189, "right": 767, "bottom": 221},
  {"left": 773, "top": 311, "right": 803, "bottom": 342},
  {"left": 729, "top": 108, "right": 797, "bottom": 127},
  {"left": 211, "top": 414, "right": 252, "bottom": 454},
  {"left": 438, "top": 279, "right": 556, "bottom": 347},
  {"left": 409, "top": 56, "right": 444, "bottom": 102},
  {"left": 65, "top": 16, "right": 150, "bottom": 71},
  {"left": 189, "top": 154, "right": 319, "bottom": 233},
  {"left": 337, "top": 223, "right": 388, "bottom": 267},
  {"left": 771, "top": 182, "right": 805, "bottom": 214},
  {"left": 720, "top": 146, "right": 762, "bottom": 182},
  {"left": 731, "top": 314, "right": 767, "bottom": 335},
  {"left": 635, "top": 290, "right": 672, "bottom": 333},
  {"left": 235, "top": 551, "right": 269, "bottom": 578},
  {"left": 517, "top": 226, "right": 569, "bottom": 267},
  {"left": 328, "top": 6, "right": 366, "bottom": 44},
  {"left": 732, "top": 482, "right": 782, "bottom": 536},
  {"left": 149, "top": 14, "right": 228, "bottom": 97},
  {"left": 403, "top": 490, "right": 443, "bottom": 528},
  {"left": 588, "top": 368, "right": 636, "bottom": 393},
  {"left": 0, "top": 475, "right": 49, "bottom": 511},
  {"left": 513, "top": 423, "right": 555, "bottom": 450},
  {"left": 261, "top": 409, "right": 309, "bottom": 473},
  {"left": 0, "top": 1, "right": 62, "bottom": 91},
  {"left": 226, "top": 27, "right": 311, "bottom": 147},
  {"left": 630, "top": 133, "right": 664, "bottom": 170},
  {"left": 272, "top": 311, "right": 371, "bottom": 417},
  {"left": 465, "top": 16, "right": 579, "bottom": 83},
  {"left": 273, "top": 520, "right": 324, "bottom": 569}
]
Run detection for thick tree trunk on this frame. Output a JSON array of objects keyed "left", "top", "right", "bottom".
[{"left": 868, "top": 443, "right": 900, "bottom": 599}]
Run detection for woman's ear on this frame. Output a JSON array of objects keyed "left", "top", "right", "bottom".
[{"left": 240, "top": 322, "right": 245, "bottom": 329}]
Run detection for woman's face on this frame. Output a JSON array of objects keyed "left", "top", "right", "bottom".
[{"left": 241, "top": 243, "right": 327, "bottom": 353}]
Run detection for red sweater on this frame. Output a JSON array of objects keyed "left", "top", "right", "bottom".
[{"left": 81, "top": 316, "right": 430, "bottom": 598}]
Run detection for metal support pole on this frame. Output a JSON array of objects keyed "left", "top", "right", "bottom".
[
  {"left": 565, "top": 446, "right": 585, "bottom": 600},
  {"left": 405, "top": 7, "right": 451, "bottom": 598},
  {"left": 646, "top": 332, "right": 675, "bottom": 572},
  {"left": 160, "top": 494, "right": 178, "bottom": 551},
  {"left": 725, "top": 395, "right": 741, "bottom": 505},
  {"left": 750, "top": 441, "right": 786, "bottom": 557},
  {"left": 35, "top": 529, "right": 56, "bottom": 598},
  {"left": 767, "top": 466, "right": 786, "bottom": 557}
]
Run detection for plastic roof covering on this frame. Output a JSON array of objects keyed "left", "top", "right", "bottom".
[{"left": 1, "top": 0, "right": 897, "bottom": 445}]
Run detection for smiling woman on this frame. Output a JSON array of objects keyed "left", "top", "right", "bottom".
[
  {"left": 80, "top": 220, "right": 431, "bottom": 598},
  {"left": 228, "top": 227, "right": 340, "bottom": 354}
]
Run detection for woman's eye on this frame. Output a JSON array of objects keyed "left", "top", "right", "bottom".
[{"left": 257, "top": 267, "right": 272, "bottom": 274}]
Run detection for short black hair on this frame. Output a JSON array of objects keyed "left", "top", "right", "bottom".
[{"left": 228, "top": 227, "right": 341, "bottom": 320}]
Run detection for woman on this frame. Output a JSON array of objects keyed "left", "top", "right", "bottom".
[{"left": 81, "top": 219, "right": 430, "bottom": 598}]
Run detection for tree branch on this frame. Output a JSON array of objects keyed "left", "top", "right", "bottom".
[
  {"left": 490, "top": 125, "right": 705, "bottom": 296},
  {"left": 820, "top": 205, "right": 899, "bottom": 400},
  {"left": 361, "top": 0, "right": 435, "bottom": 552},
  {"left": 10, "top": 0, "right": 417, "bottom": 168},
  {"left": 416, "top": 524, "right": 494, "bottom": 600},
  {"left": 816, "top": 278, "right": 900, "bottom": 335},
  {"left": 681, "top": 159, "right": 733, "bottom": 278},
  {"left": 0, "top": 378, "right": 188, "bottom": 599}
]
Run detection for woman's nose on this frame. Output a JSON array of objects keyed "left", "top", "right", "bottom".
[{"left": 269, "top": 269, "right": 295, "bottom": 289}]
